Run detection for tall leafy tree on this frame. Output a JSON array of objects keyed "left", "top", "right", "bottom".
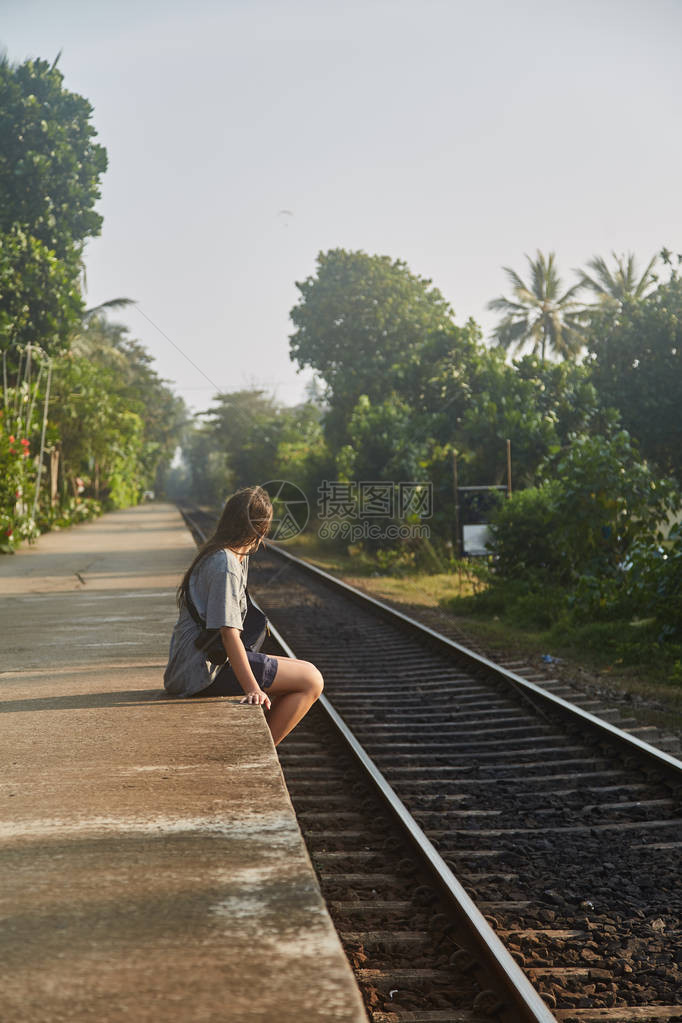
[
  {"left": 336, "top": 392, "right": 428, "bottom": 483},
  {"left": 0, "top": 54, "right": 107, "bottom": 262},
  {"left": 0, "top": 54, "right": 108, "bottom": 363},
  {"left": 487, "top": 250, "right": 584, "bottom": 360},
  {"left": 454, "top": 350, "right": 602, "bottom": 488},
  {"left": 289, "top": 249, "right": 455, "bottom": 446},
  {"left": 71, "top": 315, "right": 187, "bottom": 489},
  {"left": 49, "top": 316, "right": 187, "bottom": 503},
  {"left": 587, "top": 273, "right": 682, "bottom": 479}
]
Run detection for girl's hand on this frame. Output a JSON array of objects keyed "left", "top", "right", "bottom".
[{"left": 240, "top": 689, "right": 271, "bottom": 710}]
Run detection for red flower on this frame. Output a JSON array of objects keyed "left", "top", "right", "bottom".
[
  {"left": 5, "top": 528, "right": 12, "bottom": 537},
  {"left": 20, "top": 438, "right": 29, "bottom": 447},
  {"left": 8, "top": 435, "right": 15, "bottom": 443}
]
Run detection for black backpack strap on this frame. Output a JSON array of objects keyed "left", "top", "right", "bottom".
[{"left": 182, "top": 586, "right": 206, "bottom": 629}]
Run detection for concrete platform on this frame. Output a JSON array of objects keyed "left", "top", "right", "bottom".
[{"left": 0, "top": 504, "right": 367, "bottom": 1023}]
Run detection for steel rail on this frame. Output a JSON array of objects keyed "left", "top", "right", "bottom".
[
  {"left": 263, "top": 539, "right": 682, "bottom": 786},
  {"left": 178, "top": 506, "right": 557, "bottom": 1022},
  {"left": 271, "top": 622, "right": 557, "bottom": 1023}
]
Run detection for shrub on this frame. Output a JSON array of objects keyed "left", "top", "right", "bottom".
[
  {"left": 623, "top": 525, "right": 682, "bottom": 642},
  {"left": 487, "top": 481, "right": 567, "bottom": 582},
  {"left": 488, "top": 432, "right": 680, "bottom": 586}
]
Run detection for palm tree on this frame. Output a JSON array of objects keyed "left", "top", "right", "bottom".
[
  {"left": 575, "top": 251, "right": 658, "bottom": 310},
  {"left": 487, "top": 251, "right": 585, "bottom": 361}
]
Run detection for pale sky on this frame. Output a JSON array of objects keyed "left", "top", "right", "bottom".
[{"left": 3, "top": 0, "right": 681, "bottom": 414}]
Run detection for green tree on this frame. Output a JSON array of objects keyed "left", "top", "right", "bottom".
[
  {"left": 490, "top": 431, "right": 680, "bottom": 585},
  {"left": 70, "top": 315, "right": 188, "bottom": 491},
  {"left": 0, "top": 227, "right": 83, "bottom": 351},
  {"left": 201, "top": 389, "right": 285, "bottom": 491},
  {"left": 336, "top": 393, "right": 429, "bottom": 483},
  {"left": 289, "top": 249, "right": 455, "bottom": 446},
  {"left": 274, "top": 401, "right": 333, "bottom": 501},
  {"left": 0, "top": 54, "right": 108, "bottom": 369},
  {"left": 415, "top": 340, "right": 601, "bottom": 489},
  {"left": 46, "top": 316, "right": 186, "bottom": 505},
  {"left": 487, "top": 250, "right": 584, "bottom": 360},
  {"left": 49, "top": 350, "right": 138, "bottom": 502},
  {"left": 587, "top": 274, "right": 682, "bottom": 479},
  {"left": 0, "top": 54, "right": 107, "bottom": 261}
]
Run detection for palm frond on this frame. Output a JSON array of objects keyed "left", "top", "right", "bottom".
[
  {"left": 502, "top": 266, "right": 531, "bottom": 295},
  {"left": 584, "top": 255, "right": 617, "bottom": 295},
  {"left": 493, "top": 316, "right": 530, "bottom": 350},
  {"left": 633, "top": 252, "right": 659, "bottom": 298},
  {"left": 487, "top": 296, "right": 529, "bottom": 313},
  {"left": 580, "top": 251, "right": 658, "bottom": 303},
  {"left": 558, "top": 280, "right": 585, "bottom": 305},
  {"left": 82, "top": 297, "right": 136, "bottom": 320}
]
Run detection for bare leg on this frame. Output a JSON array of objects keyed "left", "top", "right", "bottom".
[{"left": 264, "top": 656, "right": 323, "bottom": 746}]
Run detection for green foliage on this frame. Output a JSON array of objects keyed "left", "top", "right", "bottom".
[
  {"left": 587, "top": 274, "right": 682, "bottom": 479},
  {"left": 455, "top": 352, "right": 601, "bottom": 488},
  {"left": 0, "top": 343, "right": 51, "bottom": 550},
  {"left": 0, "top": 53, "right": 186, "bottom": 551},
  {"left": 0, "top": 227, "right": 83, "bottom": 351},
  {"left": 36, "top": 495, "right": 101, "bottom": 533},
  {"left": 577, "top": 251, "right": 659, "bottom": 311},
  {"left": 70, "top": 316, "right": 188, "bottom": 492},
  {"left": 336, "top": 392, "right": 428, "bottom": 482},
  {"left": 289, "top": 249, "right": 455, "bottom": 445},
  {"left": 622, "top": 526, "right": 682, "bottom": 642},
  {"left": 208, "top": 390, "right": 285, "bottom": 488},
  {"left": 274, "top": 403, "right": 334, "bottom": 498},
  {"left": 179, "top": 389, "right": 331, "bottom": 507},
  {"left": 546, "top": 432, "right": 679, "bottom": 574},
  {"left": 0, "top": 414, "right": 33, "bottom": 551},
  {"left": 477, "top": 432, "right": 682, "bottom": 655},
  {"left": 489, "top": 431, "right": 680, "bottom": 585},
  {"left": 487, "top": 481, "right": 566, "bottom": 581},
  {"left": 487, "top": 250, "right": 585, "bottom": 360},
  {"left": 50, "top": 319, "right": 186, "bottom": 506},
  {"left": 0, "top": 55, "right": 107, "bottom": 260}
]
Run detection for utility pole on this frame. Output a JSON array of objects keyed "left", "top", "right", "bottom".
[{"left": 452, "top": 449, "right": 461, "bottom": 558}]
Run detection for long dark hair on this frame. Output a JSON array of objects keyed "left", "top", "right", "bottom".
[{"left": 177, "top": 486, "right": 273, "bottom": 606}]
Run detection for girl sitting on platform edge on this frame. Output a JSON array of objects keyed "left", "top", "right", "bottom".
[{"left": 163, "top": 485, "right": 323, "bottom": 745}]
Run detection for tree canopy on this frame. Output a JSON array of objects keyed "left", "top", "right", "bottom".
[
  {"left": 0, "top": 55, "right": 107, "bottom": 261},
  {"left": 0, "top": 53, "right": 185, "bottom": 549},
  {"left": 0, "top": 226, "right": 82, "bottom": 351},
  {"left": 289, "top": 249, "right": 455, "bottom": 443},
  {"left": 587, "top": 272, "right": 682, "bottom": 478}
]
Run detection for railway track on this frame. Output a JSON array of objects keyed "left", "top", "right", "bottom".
[{"left": 180, "top": 507, "right": 682, "bottom": 1022}]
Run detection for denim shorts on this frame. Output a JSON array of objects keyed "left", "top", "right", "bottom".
[{"left": 191, "top": 650, "right": 279, "bottom": 698}]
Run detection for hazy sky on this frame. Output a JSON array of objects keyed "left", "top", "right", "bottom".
[{"left": 3, "top": 0, "right": 681, "bottom": 414}]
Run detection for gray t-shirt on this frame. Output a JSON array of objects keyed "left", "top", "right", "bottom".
[{"left": 163, "top": 548, "right": 248, "bottom": 697}]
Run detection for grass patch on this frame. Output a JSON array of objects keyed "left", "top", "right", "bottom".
[
  {"left": 273, "top": 531, "right": 480, "bottom": 606},
  {"left": 442, "top": 585, "right": 682, "bottom": 703}
]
